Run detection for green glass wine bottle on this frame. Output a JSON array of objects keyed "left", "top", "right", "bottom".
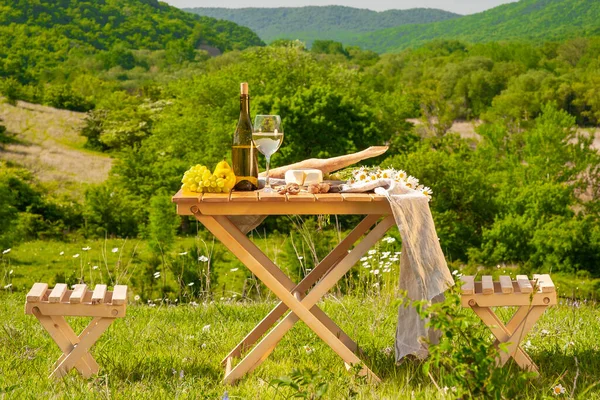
[{"left": 232, "top": 82, "right": 258, "bottom": 191}]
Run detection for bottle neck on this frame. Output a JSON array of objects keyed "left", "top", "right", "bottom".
[{"left": 240, "top": 94, "right": 250, "bottom": 117}]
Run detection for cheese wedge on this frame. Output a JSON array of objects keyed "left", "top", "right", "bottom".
[
  {"left": 303, "top": 169, "right": 323, "bottom": 185},
  {"left": 285, "top": 170, "right": 306, "bottom": 185}
]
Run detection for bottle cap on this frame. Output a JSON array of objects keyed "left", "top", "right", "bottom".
[{"left": 241, "top": 82, "right": 249, "bottom": 95}]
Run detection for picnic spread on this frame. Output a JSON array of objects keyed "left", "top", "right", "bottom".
[{"left": 173, "top": 142, "right": 456, "bottom": 383}]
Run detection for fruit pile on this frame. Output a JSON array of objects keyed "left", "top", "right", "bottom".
[{"left": 181, "top": 160, "right": 236, "bottom": 193}]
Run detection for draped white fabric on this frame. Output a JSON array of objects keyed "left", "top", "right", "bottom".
[{"left": 343, "top": 179, "right": 455, "bottom": 361}]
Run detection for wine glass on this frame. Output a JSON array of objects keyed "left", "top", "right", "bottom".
[{"left": 252, "top": 115, "right": 283, "bottom": 192}]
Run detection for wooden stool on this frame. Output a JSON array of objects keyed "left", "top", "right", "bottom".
[
  {"left": 25, "top": 283, "right": 128, "bottom": 379},
  {"left": 460, "top": 274, "right": 556, "bottom": 373}
]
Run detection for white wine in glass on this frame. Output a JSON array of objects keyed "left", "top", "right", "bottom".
[{"left": 252, "top": 115, "right": 283, "bottom": 192}]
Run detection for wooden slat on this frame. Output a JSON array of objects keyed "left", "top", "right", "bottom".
[
  {"left": 69, "top": 284, "right": 87, "bottom": 304},
  {"left": 516, "top": 275, "right": 533, "bottom": 294},
  {"left": 314, "top": 193, "right": 344, "bottom": 202},
  {"left": 533, "top": 274, "right": 555, "bottom": 293},
  {"left": 499, "top": 276, "right": 513, "bottom": 294},
  {"left": 230, "top": 192, "right": 258, "bottom": 202},
  {"left": 286, "top": 193, "right": 316, "bottom": 202},
  {"left": 48, "top": 284, "right": 68, "bottom": 303},
  {"left": 201, "top": 193, "right": 230, "bottom": 202},
  {"left": 258, "top": 191, "right": 286, "bottom": 202},
  {"left": 341, "top": 193, "right": 372, "bottom": 202},
  {"left": 481, "top": 276, "right": 494, "bottom": 295},
  {"left": 26, "top": 283, "right": 48, "bottom": 303},
  {"left": 111, "top": 285, "right": 128, "bottom": 305},
  {"left": 370, "top": 194, "right": 387, "bottom": 201},
  {"left": 91, "top": 285, "right": 108, "bottom": 305},
  {"left": 460, "top": 275, "right": 475, "bottom": 295}
]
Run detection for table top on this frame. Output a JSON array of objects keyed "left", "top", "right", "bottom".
[{"left": 172, "top": 189, "right": 392, "bottom": 215}]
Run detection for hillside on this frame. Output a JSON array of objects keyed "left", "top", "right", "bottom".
[
  {"left": 0, "top": 0, "right": 264, "bottom": 84},
  {"left": 184, "top": 6, "right": 460, "bottom": 45},
  {"left": 350, "top": 0, "right": 600, "bottom": 53}
]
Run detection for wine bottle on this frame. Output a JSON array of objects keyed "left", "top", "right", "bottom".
[{"left": 232, "top": 82, "right": 259, "bottom": 191}]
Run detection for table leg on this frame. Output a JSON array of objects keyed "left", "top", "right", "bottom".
[
  {"left": 196, "top": 213, "right": 394, "bottom": 384},
  {"left": 221, "top": 214, "right": 381, "bottom": 363}
]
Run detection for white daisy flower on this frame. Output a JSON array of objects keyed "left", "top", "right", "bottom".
[
  {"left": 178, "top": 252, "right": 188, "bottom": 256},
  {"left": 9, "top": 270, "right": 13, "bottom": 275},
  {"left": 552, "top": 384, "right": 565, "bottom": 395},
  {"left": 230, "top": 268, "right": 239, "bottom": 272},
  {"left": 2, "top": 248, "right": 11, "bottom": 255},
  {"left": 303, "top": 345, "right": 313, "bottom": 354},
  {"left": 406, "top": 176, "right": 420, "bottom": 189},
  {"left": 421, "top": 186, "right": 433, "bottom": 200},
  {"left": 92, "top": 266, "right": 99, "bottom": 270},
  {"left": 82, "top": 246, "right": 91, "bottom": 251},
  {"left": 202, "top": 324, "right": 210, "bottom": 332},
  {"left": 59, "top": 251, "right": 64, "bottom": 255},
  {"left": 298, "top": 256, "right": 303, "bottom": 260},
  {"left": 371, "top": 269, "right": 380, "bottom": 275},
  {"left": 395, "top": 170, "right": 407, "bottom": 181},
  {"left": 111, "top": 248, "right": 119, "bottom": 253},
  {"left": 188, "top": 282, "right": 194, "bottom": 286},
  {"left": 3, "top": 283, "right": 12, "bottom": 289},
  {"left": 73, "top": 254, "right": 80, "bottom": 258},
  {"left": 134, "top": 295, "right": 141, "bottom": 301},
  {"left": 368, "top": 250, "right": 376, "bottom": 255},
  {"left": 360, "top": 257, "right": 368, "bottom": 262},
  {"left": 389, "top": 257, "right": 399, "bottom": 262},
  {"left": 198, "top": 255, "right": 208, "bottom": 262}
]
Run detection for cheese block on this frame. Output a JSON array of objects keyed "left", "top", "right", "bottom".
[
  {"left": 285, "top": 170, "right": 306, "bottom": 185},
  {"left": 303, "top": 169, "right": 323, "bottom": 185}
]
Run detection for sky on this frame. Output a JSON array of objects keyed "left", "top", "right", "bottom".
[{"left": 163, "top": 0, "right": 519, "bottom": 15}]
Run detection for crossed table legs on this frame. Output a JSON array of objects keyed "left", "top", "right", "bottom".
[{"left": 192, "top": 209, "right": 395, "bottom": 384}]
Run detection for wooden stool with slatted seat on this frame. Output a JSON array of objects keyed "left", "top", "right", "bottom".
[
  {"left": 25, "top": 283, "right": 128, "bottom": 379},
  {"left": 460, "top": 274, "right": 556, "bottom": 373}
]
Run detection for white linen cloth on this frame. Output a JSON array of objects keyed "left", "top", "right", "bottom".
[{"left": 341, "top": 178, "right": 455, "bottom": 361}]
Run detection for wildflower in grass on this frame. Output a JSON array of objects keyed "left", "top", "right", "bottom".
[
  {"left": 111, "top": 247, "right": 118, "bottom": 253},
  {"left": 190, "top": 302, "right": 198, "bottom": 307},
  {"left": 552, "top": 384, "right": 565, "bottom": 395},
  {"left": 59, "top": 251, "right": 64, "bottom": 255},
  {"left": 201, "top": 342, "right": 206, "bottom": 348},
  {"left": 360, "top": 257, "right": 368, "bottom": 262},
  {"left": 368, "top": 249, "right": 376, "bottom": 255},
  {"left": 371, "top": 269, "right": 380, "bottom": 275},
  {"left": 382, "top": 236, "right": 396, "bottom": 243},
  {"left": 362, "top": 263, "right": 371, "bottom": 269},
  {"left": 381, "top": 346, "right": 393, "bottom": 356},
  {"left": 3, "top": 284, "right": 12, "bottom": 289},
  {"left": 153, "top": 272, "right": 161, "bottom": 279},
  {"left": 523, "top": 340, "right": 533, "bottom": 350},
  {"left": 452, "top": 270, "right": 459, "bottom": 276},
  {"left": 198, "top": 255, "right": 208, "bottom": 262},
  {"left": 82, "top": 246, "right": 91, "bottom": 251},
  {"left": 188, "top": 282, "right": 194, "bottom": 286},
  {"left": 389, "top": 257, "right": 399, "bottom": 262},
  {"left": 372, "top": 282, "right": 380, "bottom": 288},
  {"left": 178, "top": 251, "right": 188, "bottom": 256},
  {"left": 202, "top": 324, "right": 210, "bottom": 332},
  {"left": 303, "top": 345, "right": 313, "bottom": 354},
  {"left": 134, "top": 295, "right": 140, "bottom": 301},
  {"left": 230, "top": 268, "right": 239, "bottom": 272},
  {"left": 420, "top": 186, "right": 433, "bottom": 200},
  {"left": 298, "top": 256, "right": 303, "bottom": 260},
  {"left": 541, "top": 329, "right": 550, "bottom": 336},
  {"left": 73, "top": 254, "right": 80, "bottom": 258},
  {"left": 92, "top": 266, "right": 98, "bottom": 270},
  {"left": 2, "top": 248, "right": 10, "bottom": 254},
  {"left": 395, "top": 251, "right": 401, "bottom": 255},
  {"left": 9, "top": 270, "right": 13, "bottom": 275}
]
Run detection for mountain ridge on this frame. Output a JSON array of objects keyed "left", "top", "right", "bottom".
[{"left": 183, "top": 6, "right": 461, "bottom": 46}]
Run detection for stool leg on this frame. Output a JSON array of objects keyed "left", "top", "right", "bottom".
[
  {"left": 500, "top": 306, "right": 546, "bottom": 371},
  {"left": 50, "top": 316, "right": 101, "bottom": 377},
  {"left": 32, "top": 308, "right": 95, "bottom": 378},
  {"left": 51, "top": 318, "right": 115, "bottom": 379},
  {"left": 470, "top": 305, "right": 539, "bottom": 373}
]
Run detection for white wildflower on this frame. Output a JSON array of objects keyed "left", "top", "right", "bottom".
[
  {"left": 111, "top": 248, "right": 119, "bottom": 253},
  {"left": 201, "top": 342, "right": 206, "bottom": 349},
  {"left": 230, "top": 268, "right": 239, "bottom": 272},
  {"left": 92, "top": 266, "right": 99, "bottom": 270},
  {"left": 395, "top": 170, "right": 407, "bottom": 181},
  {"left": 297, "top": 256, "right": 303, "bottom": 260},
  {"left": 73, "top": 254, "right": 80, "bottom": 258},
  {"left": 389, "top": 257, "right": 399, "bottom": 262},
  {"left": 59, "top": 251, "right": 64, "bottom": 255},
  {"left": 198, "top": 255, "right": 209, "bottom": 262},
  {"left": 552, "top": 384, "right": 565, "bottom": 395},
  {"left": 368, "top": 250, "right": 376, "bottom": 255},
  {"left": 421, "top": 186, "right": 433, "bottom": 200},
  {"left": 540, "top": 329, "right": 550, "bottom": 336},
  {"left": 452, "top": 270, "right": 459, "bottom": 276},
  {"left": 134, "top": 295, "right": 140, "bottom": 301},
  {"left": 178, "top": 252, "right": 188, "bottom": 256},
  {"left": 188, "top": 282, "right": 194, "bottom": 286},
  {"left": 3, "top": 284, "right": 12, "bottom": 289},
  {"left": 360, "top": 257, "right": 368, "bottom": 262},
  {"left": 82, "top": 246, "right": 91, "bottom": 251},
  {"left": 9, "top": 270, "right": 13, "bottom": 275},
  {"left": 371, "top": 269, "right": 380, "bottom": 275},
  {"left": 2, "top": 248, "right": 11, "bottom": 255},
  {"left": 202, "top": 324, "right": 210, "bottom": 332},
  {"left": 303, "top": 345, "right": 313, "bottom": 354}
]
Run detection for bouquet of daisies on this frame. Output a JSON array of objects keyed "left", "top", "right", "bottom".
[{"left": 347, "top": 166, "right": 433, "bottom": 200}]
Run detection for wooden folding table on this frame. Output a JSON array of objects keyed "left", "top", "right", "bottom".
[{"left": 172, "top": 189, "right": 394, "bottom": 384}]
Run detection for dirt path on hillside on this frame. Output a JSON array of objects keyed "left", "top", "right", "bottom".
[
  {"left": 407, "top": 118, "right": 600, "bottom": 150},
  {"left": 0, "top": 101, "right": 112, "bottom": 188}
]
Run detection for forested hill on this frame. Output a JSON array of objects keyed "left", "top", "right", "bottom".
[
  {"left": 0, "top": 0, "right": 264, "bottom": 84},
  {"left": 350, "top": 0, "right": 600, "bottom": 53},
  {"left": 183, "top": 6, "right": 460, "bottom": 45}
]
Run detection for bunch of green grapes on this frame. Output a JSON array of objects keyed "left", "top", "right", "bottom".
[{"left": 181, "top": 164, "right": 232, "bottom": 193}]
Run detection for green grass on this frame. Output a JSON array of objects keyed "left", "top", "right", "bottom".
[{"left": 1, "top": 293, "right": 599, "bottom": 398}]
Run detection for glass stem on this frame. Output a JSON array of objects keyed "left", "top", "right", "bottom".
[{"left": 265, "top": 156, "right": 271, "bottom": 189}]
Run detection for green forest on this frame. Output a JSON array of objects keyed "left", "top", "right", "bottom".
[
  {"left": 351, "top": 0, "right": 600, "bottom": 52},
  {"left": 184, "top": 6, "right": 460, "bottom": 45}
]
